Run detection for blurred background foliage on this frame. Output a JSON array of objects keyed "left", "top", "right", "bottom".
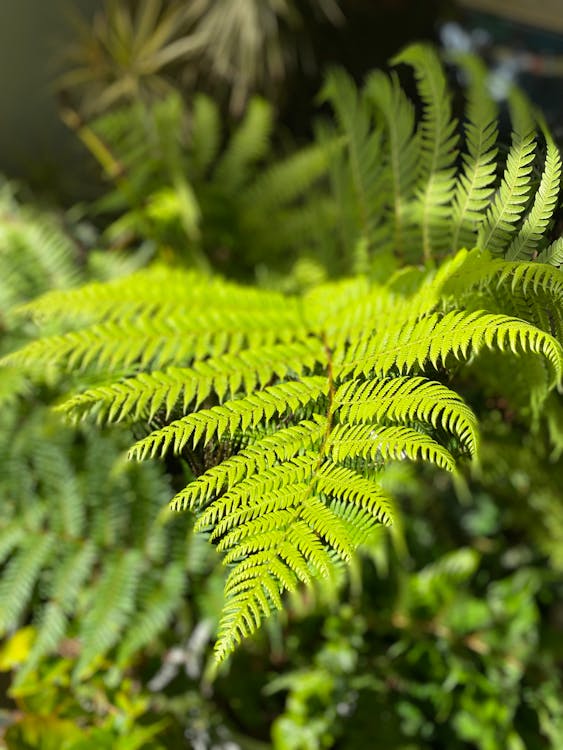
[{"left": 1, "top": 1, "right": 563, "bottom": 748}]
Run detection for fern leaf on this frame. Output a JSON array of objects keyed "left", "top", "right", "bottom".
[
  {"left": 477, "top": 131, "right": 537, "bottom": 255},
  {"left": 243, "top": 142, "right": 334, "bottom": 214},
  {"left": 191, "top": 94, "right": 221, "bottom": 178},
  {"left": 321, "top": 68, "right": 389, "bottom": 261},
  {"left": 74, "top": 550, "right": 143, "bottom": 680},
  {"left": 449, "top": 53, "right": 499, "bottom": 251},
  {"left": 215, "top": 97, "right": 273, "bottom": 188},
  {"left": 0, "top": 534, "right": 54, "bottom": 634},
  {"left": 506, "top": 122, "right": 562, "bottom": 260},
  {"left": 537, "top": 237, "right": 563, "bottom": 267},
  {"left": 335, "top": 375, "right": 478, "bottom": 456},
  {"left": 367, "top": 70, "right": 419, "bottom": 260},
  {"left": 58, "top": 339, "right": 325, "bottom": 424},
  {"left": 329, "top": 421, "right": 455, "bottom": 470},
  {"left": 441, "top": 250, "right": 563, "bottom": 340},
  {"left": 115, "top": 562, "right": 185, "bottom": 669},
  {"left": 174, "top": 418, "right": 325, "bottom": 512},
  {"left": 7, "top": 249, "right": 563, "bottom": 661},
  {"left": 129, "top": 376, "right": 328, "bottom": 460},
  {"left": 392, "top": 44, "right": 458, "bottom": 260},
  {"left": 345, "top": 308, "right": 562, "bottom": 386}
]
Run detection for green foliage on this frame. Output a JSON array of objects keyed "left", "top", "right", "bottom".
[
  {"left": 6, "top": 246, "right": 562, "bottom": 660},
  {"left": 0, "top": 637, "right": 168, "bottom": 750},
  {"left": 73, "top": 91, "right": 334, "bottom": 277},
  {"left": 0, "top": 187, "right": 194, "bottom": 686},
  {"left": 3, "top": 37, "right": 563, "bottom": 750},
  {"left": 321, "top": 45, "right": 563, "bottom": 268}
]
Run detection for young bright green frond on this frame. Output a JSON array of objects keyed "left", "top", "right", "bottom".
[
  {"left": 211, "top": 457, "right": 391, "bottom": 660},
  {"left": 344, "top": 308, "right": 562, "bottom": 386},
  {"left": 335, "top": 375, "right": 478, "bottom": 456},
  {"left": 58, "top": 338, "right": 325, "bottom": 424},
  {"left": 441, "top": 250, "right": 563, "bottom": 340},
  {"left": 174, "top": 418, "right": 326, "bottom": 512},
  {"left": 328, "top": 423, "right": 456, "bottom": 470},
  {"left": 8, "top": 247, "right": 563, "bottom": 659},
  {"left": 15, "top": 265, "right": 286, "bottom": 324},
  {"left": 7, "top": 296, "right": 306, "bottom": 374},
  {"left": 129, "top": 376, "right": 328, "bottom": 460}
]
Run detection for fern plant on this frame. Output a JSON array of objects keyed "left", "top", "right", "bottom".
[
  {"left": 5, "top": 43, "right": 563, "bottom": 663},
  {"left": 6, "top": 247, "right": 562, "bottom": 660},
  {"left": 320, "top": 45, "right": 563, "bottom": 270},
  {"left": 0, "top": 185, "right": 212, "bottom": 684}
]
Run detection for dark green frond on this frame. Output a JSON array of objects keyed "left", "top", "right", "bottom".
[
  {"left": 366, "top": 70, "right": 419, "bottom": 260},
  {"left": 392, "top": 44, "right": 458, "bottom": 260}
]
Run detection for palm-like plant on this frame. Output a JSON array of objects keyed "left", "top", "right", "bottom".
[
  {"left": 58, "top": 0, "right": 202, "bottom": 115},
  {"left": 59, "top": 0, "right": 344, "bottom": 116}
]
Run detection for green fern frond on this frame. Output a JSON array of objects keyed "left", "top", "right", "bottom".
[
  {"left": 191, "top": 94, "right": 221, "bottom": 178},
  {"left": 477, "top": 131, "right": 537, "bottom": 255},
  {"left": 58, "top": 338, "right": 326, "bottom": 424},
  {"left": 8, "top": 251, "right": 563, "bottom": 660},
  {"left": 537, "top": 237, "right": 563, "bottom": 266},
  {"left": 129, "top": 376, "right": 328, "bottom": 460},
  {"left": 340, "top": 307, "right": 561, "bottom": 387},
  {"left": 327, "top": 423, "right": 456, "bottom": 470},
  {"left": 0, "top": 535, "right": 55, "bottom": 635},
  {"left": 392, "top": 44, "right": 458, "bottom": 260},
  {"left": 244, "top": 142, "right": 335, "bottom": 213},
  {"left": 215, "top": 97, "right": 273, "bottom": 188},
  {"left": 441, "top": 250, "right": 563, "bottom": 340},
  {"left": 449, "top": 53, "right": 498, "bottom": 252},
  {"left": 73, "top": 549, "right": 143, "bottom": 680},
  {"left": 7, "top": 297, "right": 306, "bottom": 374},
  {"left": 175, "top": 418, "right": 325, "bottom": 512},
  {"left": 506, "top": 120, "right": 562, "bottom": 260},
  {"left": 335, "top": 375, "right": 478, "bottom": 456},
  {"left": 366, "top": 70, "right": 419, "bottom": 260},
  {"left": 320, "top": 68, "right": 390, "bottom": 263},
  {"left": 115, "top": 561, "right": 186, "bottom": 669}
]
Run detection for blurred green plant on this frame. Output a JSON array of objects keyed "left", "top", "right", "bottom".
[
  {"left": 63, "top": 90, "right": 335, "bottom": 278},
  {"left": 0, "top": 634, "right": 168, "bottom": 750},
  {"left": 59, "top": 0, "right": 344, "bottom": 117},
  {"left": 0, "top": 183, "right": 224, "bottom": 695}
]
